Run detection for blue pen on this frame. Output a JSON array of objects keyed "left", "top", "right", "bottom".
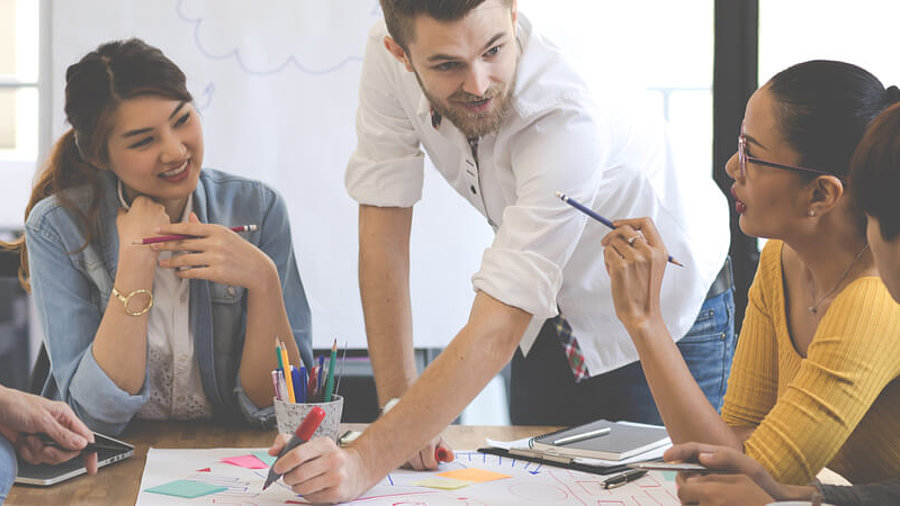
[
  {"left": 556, "top": 191, "right": 684, "bottom": 267},
  {"left": 291, "top": 366, "right": 303, "bottom": 404},
  {"left": 318, "top": 355, "right": 325, "bottom": 391},
  {"left": 297, "top": 366, "right": 307, "bottom": 403}
]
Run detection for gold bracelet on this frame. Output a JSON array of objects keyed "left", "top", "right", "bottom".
[{"left": 111, "top": 286, "right": 153, "bottom": 316}]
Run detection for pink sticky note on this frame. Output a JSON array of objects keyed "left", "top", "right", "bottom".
[{"left": 221, "top": 455, "right": 268, "bottom": 469}]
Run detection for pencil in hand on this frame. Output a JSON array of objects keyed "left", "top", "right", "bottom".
[
  {"left": 556, "top": 192, "right": 684, "bottom": 267},
  {"left": 131, "top": 224, "right": 257, "bottom": 245}
]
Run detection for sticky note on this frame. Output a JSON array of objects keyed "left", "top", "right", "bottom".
[
  {"left": 221, "top": 455, "right": 268, "bottom": 469},
  {"left": 145, "top": 479, "right": 227, "bottom": 498},
  {"left": 252, "top": 451, "right": 277, "bottom": 466},
  {"left": 436, "top": 468, "right": 512, "bottom": 483},
  {"left": 411, "top": 477, "right": 471, "bottom": 490}
]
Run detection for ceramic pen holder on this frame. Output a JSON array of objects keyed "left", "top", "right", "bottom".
[{"left": 273, "top": 395, "right": 343, "bottom": 442}]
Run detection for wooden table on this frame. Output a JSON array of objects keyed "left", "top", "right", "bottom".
[{"left": 6, "top": 421, "right": 555, "bottom": 505}]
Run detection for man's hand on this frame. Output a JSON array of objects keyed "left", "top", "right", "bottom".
[
  {"left": 268, "top": 434, "right": 375, "bottom": 503},
  {"left": 0, "top": 386, "right": 98, "bottom": 473},
  {"left": 402, "top": 435, "right": 453, "bottom": 470}
]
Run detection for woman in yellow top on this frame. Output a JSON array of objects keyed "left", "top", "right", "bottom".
[
  {"left": 664, "top": 102, "right": 900, "bottom": 506},
  {"left": 602, "top": 60, "right": 900, "bottom": 485}
]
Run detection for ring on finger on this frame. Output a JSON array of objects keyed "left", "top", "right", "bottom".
[{"left": 627, "top": 235, "right": 642, "bottom": 246}]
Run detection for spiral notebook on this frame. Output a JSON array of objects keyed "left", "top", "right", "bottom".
[{"left": 529, "top": 419, "right": 670, "bottom": 461}]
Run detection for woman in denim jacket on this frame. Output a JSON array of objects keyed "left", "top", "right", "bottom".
[{"left": 3, "top": 39, "right": 313, "bottom": 435}]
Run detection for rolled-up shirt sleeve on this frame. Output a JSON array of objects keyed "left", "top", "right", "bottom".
[
  {"left": 345, "top": 24, "right": 424, "bottom": 208},
  {"left": 26, "top": 217, "right": 148, "bottom": 436},
  {"left": 472, "top": 102, "right": 609, "bottom": 321}
]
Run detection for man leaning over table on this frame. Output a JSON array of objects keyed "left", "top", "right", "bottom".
[
  {"left": 0, "top": 384, "right": 98, "bottom": 500},
  {"left": 267, "top": 0, "right": 732, "bottom": 501}
]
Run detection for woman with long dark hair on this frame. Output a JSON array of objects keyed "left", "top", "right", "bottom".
[{"left": 2, "top": 38, "right": 313, "bottom": 435}]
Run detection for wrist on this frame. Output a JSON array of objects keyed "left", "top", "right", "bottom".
[
  {"left": 780, "top": 484, "right": 819, "bottom": 501},
  {"left": 246, "top": 257, "right": 280, "bottom": 292}
]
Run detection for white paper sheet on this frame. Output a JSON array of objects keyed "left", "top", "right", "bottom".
[{"left": 137, "top": 447, "right": 680, "bottom": 505}]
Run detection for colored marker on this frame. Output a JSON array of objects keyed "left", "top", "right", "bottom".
[
  {"left": 271, "top": 370, "right": 282, "bottom": 401},
  {"left": 435, "top": 446, "right": 454, "bottom": 463},
  {"left": 262, "top": 407, "right": 325, "bottom": 490},
  {"left": 292, "top": 366, "right": 304, "bottom": 404},
  {"left": 556, "top": 191, "right": 684, "bottom": 267},
  {"left": 132, "top": 224, "right": 257, "bottom": 245}
]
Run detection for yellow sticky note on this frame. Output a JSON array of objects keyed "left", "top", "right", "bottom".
[
  {"left": 436, "top": 468, "right": 512, "bottom": 483},
  {"left": 411, "top": 477, "right": 471, "bottom": 490}
]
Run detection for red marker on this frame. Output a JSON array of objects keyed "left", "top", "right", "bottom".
[
  {"left": 262, "top": 406, "right": 325, "bottom": 490},
  {"left": 132, "top": 224, "right": 258, "bottom": 245},
  {"left": 435, "top": 446, "right": 454, "bottom": 463}
]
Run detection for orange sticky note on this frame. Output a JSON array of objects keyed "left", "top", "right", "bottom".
[{"left": 435, "top": 468, "right": 512, "bottom": 483}]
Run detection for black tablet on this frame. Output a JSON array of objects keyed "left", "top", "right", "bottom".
[{"left": 14, "top": 432, "right": 134, "bottom": 486}]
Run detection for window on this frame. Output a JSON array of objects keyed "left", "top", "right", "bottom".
[
  {"left": 759, "top": 1, "right": 900, "bottom": 88},
  {"left": 518, "top": 0, "right": 715, "bottom": 181},
  {"left": 0, "top": 0, "right": 40, "bottom": 231}
]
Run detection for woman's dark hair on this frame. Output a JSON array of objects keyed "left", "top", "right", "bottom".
[
  {"left": 851, "top": 100, "right": 900, "bottom": 241},
  {"left": 1, "top": 38, "right": 192, "bottom": 290},
  {"left": 767, "top": 60, "right": 893, "bottom": 181}
]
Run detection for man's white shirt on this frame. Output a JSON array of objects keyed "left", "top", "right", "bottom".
[{"left": 345, "top": 15, "right": 730, "bottom": 376}]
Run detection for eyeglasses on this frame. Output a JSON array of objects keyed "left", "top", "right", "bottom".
[{"left": 737, "top": 125, "right": 839, "bottom": 180}]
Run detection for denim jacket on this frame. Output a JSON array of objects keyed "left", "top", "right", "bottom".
[{"left": 25, "top": 169, "right": 313, "bottom": 435}]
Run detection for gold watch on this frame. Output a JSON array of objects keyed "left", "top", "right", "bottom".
[{"left": 111, "top": 286, "right": 153, "bottom": 316}]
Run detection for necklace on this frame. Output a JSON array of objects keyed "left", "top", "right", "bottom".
[{"left": 808, "top": 244, "right": 870, "bottom": 314}]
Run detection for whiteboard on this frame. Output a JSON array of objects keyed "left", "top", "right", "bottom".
[{"left": 50, "top": 0, "right": 494, "bottom": 349}]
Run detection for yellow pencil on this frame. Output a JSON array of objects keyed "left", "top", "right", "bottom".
[{"left": 280, "top": 342, "right": 296, "bottom": 403}]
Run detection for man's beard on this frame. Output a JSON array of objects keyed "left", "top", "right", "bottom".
[{"left": 415, "top": 70, "right": 516, "bottom": 138}]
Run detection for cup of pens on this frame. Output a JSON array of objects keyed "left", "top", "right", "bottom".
[{"left": 272, "top": 339, "right": 345, "bottom": 442}]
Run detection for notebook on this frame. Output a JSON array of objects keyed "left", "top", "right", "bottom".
[
  {"left": 529, "top": 419, "right": 670, "bottom": 461},
  {"left": 15, "top": 432, "right": 134, "bottom": 486}
]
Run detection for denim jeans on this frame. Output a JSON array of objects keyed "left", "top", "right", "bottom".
[
  {"left": 509, "top": 286, "right": 736, "bottom": 426},
  {"left": 0, "top": 432, "right": 15, "bottom": 501}
]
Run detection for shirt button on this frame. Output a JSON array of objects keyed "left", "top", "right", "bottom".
[
  {"left": 470, "top": 185, "right": 477, "bottom": 195},
  {"left": 227, "top": 286, "right": 235, "bottom": 296}
]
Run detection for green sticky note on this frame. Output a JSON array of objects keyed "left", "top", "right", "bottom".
[
  {"left": 661, "top": 470, "right": 677, "bottom": 482},
  {"left": 252, "top": 450, "right": 277, "bottom": 466},
  {"left": 145, "top": 479, "right": 227, "bottom": 498}
]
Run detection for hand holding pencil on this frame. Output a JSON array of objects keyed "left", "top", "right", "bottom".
[
  {"left": 149, "top": 213, "right": 274, "bottom": 290},
  {"left": 600, "top": 216, "right": 673, "bottom": 332}
]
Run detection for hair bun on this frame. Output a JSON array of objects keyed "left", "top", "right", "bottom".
[{"left": 886, "top": 85, "right": 900, "bottom": 104}]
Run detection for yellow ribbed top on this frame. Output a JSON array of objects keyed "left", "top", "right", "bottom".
[{"left": 722, "top": 240, "right": 900, "bottom": 485}]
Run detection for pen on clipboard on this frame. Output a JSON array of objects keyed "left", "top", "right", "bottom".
[
  {"left": 552, "top": 426, "right": 611, "bottom": 446},
  {"left": 601, "top": 468, "right": 648, "bottom": 489},
  {"left": 131, "top": 224, "right": 257, "bottom": 245},
  {"left": 556, "top": 192, "right": 684, "bottom": 267}
]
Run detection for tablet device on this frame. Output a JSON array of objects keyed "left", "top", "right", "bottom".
[
  {"left": 14, "top": 432, "right": 134, "bottom": 486},
  {"left": 628, "top": 462, "right": 714, "bottom": 472}
]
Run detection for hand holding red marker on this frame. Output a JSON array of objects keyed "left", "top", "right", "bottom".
[{"left": 262, "top": 406, "right": 325, "bottom": 490}]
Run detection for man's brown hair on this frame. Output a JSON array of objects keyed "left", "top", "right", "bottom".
[{"left": 380, "top": 0, "right": 514, "bottom": 50}]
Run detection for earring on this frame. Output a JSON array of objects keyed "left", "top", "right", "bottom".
[{"left": 808, "top": 209, "right": 816, "bottom": 217}]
